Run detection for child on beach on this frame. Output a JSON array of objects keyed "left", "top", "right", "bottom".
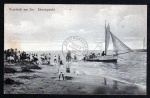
[
  {"left": 48, "top": 53, "right": 51, "bottom": 63},
  {"left": 54, "top": 56, "right": 57, "bottom": 63},
  {"left": 58, "top": 60, "right": 65, "bottom": 81}
]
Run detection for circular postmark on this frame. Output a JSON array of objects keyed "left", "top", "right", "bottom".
[{"left": 62, "top": 36, "right": 88, "bottom": 59}]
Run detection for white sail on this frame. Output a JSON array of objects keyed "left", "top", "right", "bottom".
[{"left": 109, "top": 31, "right": 133, "bottom": 55}]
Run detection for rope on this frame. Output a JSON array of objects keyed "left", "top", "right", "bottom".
[
  {"left": 87, "top": 41, "right": 104, "bottom": 55},
  {"left": 89, "top": 45, "right": 99, "bottom": 54}
]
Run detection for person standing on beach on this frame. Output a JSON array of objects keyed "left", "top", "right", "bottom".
[
  {"left": 14, "top": 49, "right": 17, "bottom": 63},
  {"left": 54, "top": 56, "right": 57, "bottom": 63},
  {"left": 17, "top": 51, "right": 21, "bottom": 63},
  {"left": 58, "top": 60, "right": 65, "bottom": 81},
  {"left": 48, "top": 53, "right": 51, "bottom": 65},
  {"left": 45, "top": 54, "right": 47, "bottom": 63},
  {"left": 57, "top": 60, "right": 63, "bottom": 73},
  {"left": 34, "top": 54, "right": 38, "bottom": 65},
  {"left": 41, "top": 54, "right": 45, "bottom": 64},
  {"left": 6, "top": 49, "right": 10, "bottom": 62},
  {"left": 84, "top": 56, "right": 86, "bottom": 62},
  {"left": 58, "top": 54, "right": 61, "bottom": 63},
  {"left": 10, "top": 49, "right": 14, "bottom": 63},
  {"left": 66, "top": 51, "right": 71, "bottom": 62},
  {"left": 30, "top": 54, "right": 33, "bottom": 64},
  {"left": 4, "top": 50, "right": 6, "bottom": 61},
  {"left": 74, "top": 55, "right": 77, "bottom": 61}
]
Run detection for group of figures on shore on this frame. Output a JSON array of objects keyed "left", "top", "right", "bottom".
[
  {"left": 3, "top": 48, "right": 69, "bottom": 81},
  {"left": 4, "top": 48, "right": 39, "bottom": 65},
  {"left": 40, "top": 53, "right": 63, "bottom": 65},
  {"left": 4, "top": 48, "right": 106, "bottom": 81},
  {"left": 4, "top": 48, "right": 106, "bottom": 65}
]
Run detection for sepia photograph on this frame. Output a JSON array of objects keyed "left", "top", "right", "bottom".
[{"left": 4, "top": 4, "right": 147, "bottom": 95}]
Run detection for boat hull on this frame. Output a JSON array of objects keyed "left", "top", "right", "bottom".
[{"left": 86, "top": 55, "right": 117, "bottom": 62}]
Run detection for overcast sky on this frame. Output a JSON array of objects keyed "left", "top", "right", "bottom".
[{"left": 4, "top": 4, "right": 147, "bottom": 51}]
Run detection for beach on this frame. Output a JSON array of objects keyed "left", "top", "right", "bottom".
[
  {"left": 4, "top": 51, "right": 146, "bottom": 95},
  {"left": 4, "top": 4, "right": 147, "bottom": 95}
]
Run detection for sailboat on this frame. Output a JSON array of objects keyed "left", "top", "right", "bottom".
[{"left": 87, "top": 21, "right": 133, "bottom": 62}]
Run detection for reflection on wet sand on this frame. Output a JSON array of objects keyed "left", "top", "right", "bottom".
[{"left": 113, "top": 80, "right": 118, "bottom": 89}]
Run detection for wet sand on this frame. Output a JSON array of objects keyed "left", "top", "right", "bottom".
[{"left": 4, "top": 62, "right": 146, "bottom": 95}]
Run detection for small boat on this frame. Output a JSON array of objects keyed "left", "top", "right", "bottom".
[
  {"left": 87, "top": 21, "right": 133, "bottom": 62},
  {"left": 87, "top": 55, "right": 117, "bottom": 62}
]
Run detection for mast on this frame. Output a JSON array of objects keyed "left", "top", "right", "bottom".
[
  {"left": 104, "top": 22, "right": 132, "bottom": 55},
  {"left": 105, "top": 21, "right": 111, "bottom": 55},
  {"left": 105, "top": 20, "right": 107, "bottom": 55}
]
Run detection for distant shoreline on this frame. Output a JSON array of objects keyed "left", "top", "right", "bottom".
[
  {"left": 133, "top": 49, "right": 147, "bottom": 52},
  {"left": 22, "top": 49, "right": 147, "bottom": 52}
]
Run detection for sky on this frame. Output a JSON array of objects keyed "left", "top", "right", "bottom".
[{"left": 4, "top": 4, "right": 147, "bottom": 51}]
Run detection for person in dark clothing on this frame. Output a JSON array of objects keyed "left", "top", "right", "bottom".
[
  {"left": 14, "top": 49, "right": 17, "bottom": 63},
  {"left": 83, "top": 57, "right": 86, "bottom": 62},
  {"left": 92, "top": 53, "right": 95, "bottom": 58},
  {"left": 47, "top": 53, "right": 51, "bottom": 65},
  {"left": 21, "top": 51, "right": 26, "bottom": 64},
  {"left": 33, "top": 54, "right": 38, "bottom": 65},
  {"left": 20, "top": 52, "right": 24, "bottom": 62},
  {"left": 101, "top": 51, "right": 105, "bottom": 56},
  {"left": 9, "top": 49, "right": 12, "bottom": 62},
  {"left": 66, "top": 51, "right": 71, "bottom": 62},
  {"left": 6, "top": 49, "right": 10, "bottom": 61},
  {"left": 10, "top": 48, "right": 14, "bottom": 57},
  {"left": 58, "top": 55, "right": 61, "bottom": 63},
  {"left": 4, "top": 50, "right": 6, "bottom": 60},
  {"left": 9, "top": 49, "right": 14, "bottom": 63},
  {"left": 45, "top": 54, "right": 47, "bottom": 60},
  {"left": 60, "top": 60, "right": 63, "bottom": 65},
  {"left": 74, "top": 55, "right": 77, "bottom": 61}
]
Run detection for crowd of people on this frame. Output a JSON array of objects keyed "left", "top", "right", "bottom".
[
  {"left": 4, "top": 48, "right": 66, "bottom": 80},
  {"left": 83, "top": 51, "right": 106, "bottom": 62},
  {"left": 89, "top": 51, "right": 106, "bottom": 59},
  {"left": 4, "top": 48, "right": 106, "bottom": 80},
  {"left": 40, "top": 53, "right": 62, "bottom": 65},
  {"left": 4, "top": 48, "right": 39, "bottom": 65},
  {"left": 4, "top": 48, "right": 106, "bottom": 65}
]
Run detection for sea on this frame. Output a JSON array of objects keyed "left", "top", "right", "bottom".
[{"left": 25, "top": 50, "right": 147, "bottom": 87}]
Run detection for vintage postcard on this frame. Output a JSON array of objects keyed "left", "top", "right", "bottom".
[{"left": 4, "top": 4, "right": 147, "bottom": 94}]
